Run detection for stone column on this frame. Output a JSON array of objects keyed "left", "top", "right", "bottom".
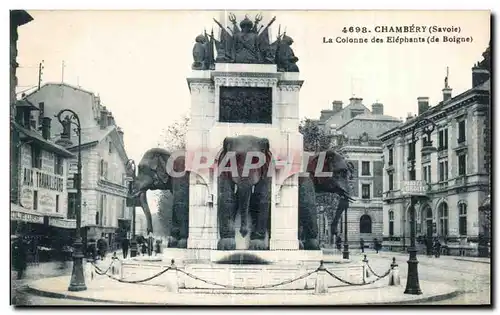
[
  {"left": 187, "top": 172, "right": 218, "bottom": 249},
  {"left": 270, "top": 173, "right": 300, "bottom": 250}
]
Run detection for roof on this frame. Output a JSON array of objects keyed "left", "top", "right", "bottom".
[
  {"left": 378, "top": 78, "right": 491, "bottom": 141},
  {"left": 23, "top": 82, "right": 98, "bottom": 99},
  {"left": 12, "top": 121, "right": 75, "bottom": 158},
  {"left": 351, "top": 113, "right": 402, "bottom": 122}
]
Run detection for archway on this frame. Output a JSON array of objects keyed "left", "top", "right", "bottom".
[
  {"left": 420, "top": 204, "right": 433, "bottom": 238},
  {"left": 359, "top": 214, "right": 372, "bottom": 234}
]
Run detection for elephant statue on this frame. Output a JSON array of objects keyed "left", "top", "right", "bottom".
[
  {"left": 130, "top": 148, "right": 190, "bottom": 248},
  {"left": 298, "top": 150, "right": 353, "bottom": 250},
  {"left": 217, "top": 135, "right": 272, "bottom": 250}
]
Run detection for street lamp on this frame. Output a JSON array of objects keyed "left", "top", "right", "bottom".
[
  {"left": 342, "top": 198, "right": 349, "bottom": 259},
  {"left": 55, "top": 109, "right": 86, "bottom": 292},
  {"left": 125, "top": 159, "right": 138, "bottom": 258},
  {"left": 404, "top": 117, "right": 437, "bottom": 295}
]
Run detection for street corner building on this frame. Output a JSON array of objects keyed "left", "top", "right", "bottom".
[
  {"left": 378, "top": 44, "right": 491, "bottom": 257},
  {"left": 311, "top": 97, "right": 403, "bottom": 248},
  {"left": 11, "top": 82, "right": 135, "bottom": 258}
]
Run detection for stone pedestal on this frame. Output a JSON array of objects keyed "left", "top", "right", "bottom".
[{"left": 186, "top": 64, "right": 304, "bottom": 250}]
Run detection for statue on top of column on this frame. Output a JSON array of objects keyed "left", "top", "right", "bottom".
[{"left": 190, "top": 13, "right": 299, "bottom": 72}]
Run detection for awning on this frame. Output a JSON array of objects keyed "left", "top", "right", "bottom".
[{"left": 10, "top": 203, "right": 44, "bottom": 224}]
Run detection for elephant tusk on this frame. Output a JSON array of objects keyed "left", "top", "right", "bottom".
[
  {"left": 234, "top": 185, "right": 238, "bottom": 194},
  {"left": 252, "top": 185, "right": 255, "bottom": 194}
]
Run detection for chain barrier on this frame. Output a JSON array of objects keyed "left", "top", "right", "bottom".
[
  {"left": 366, "top": 261, "right": 387, "bottom": 278},
  {"left": 324, "top": 267, "right": 391, "bottom": 286},
  {"left": 90, "top": 258, "right": 392, "bottom": 289},
  {"left": 176, "top": 267, "right": 318, "bottom": 290}
]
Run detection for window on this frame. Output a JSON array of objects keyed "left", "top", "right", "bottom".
[
  {"left": 361, "top": 184, "right": 371, "bottom": 199},
  {"left": 100, "top": 159, "right": 108, "bottom": 179},
  {"left": 389, "top": 211, "right": 394, "bottom": 236},
  {"left": 388, "top": 148, "right": 393, "bottom": 166},
  {"left": 459, "top": 203, "right": 467, "bottom": 236},
  {"left": 423, "top": 165, "right": 431, "bottom": 183},
  {"left": 458, "top": 154, "right": 466, "bottom": 176},
  {"left": 439, "top": 203, "right": 449, "bottom": 237},
  {"left": 360, "top": 215, "right": 372, "bottom": 233},
  {"left": 408, "top": 142, "right": 416, "bottom": 160},
  {"left": 361, "top": 161, "right": 370, "bottom": 176},
  {"left": 67, "top": 193, "right": 77, "bottom": 219},
  {"left": 54, "top": 156, "right": 64, "bottom": 175},
  {"left": 31, "top": 145, "right": 42, "bottom": 169},
  {"left": 95, "top": 212, "right": 100, "bottom": 225},
  {"left": 388, "top": 173, "right": 394, "bottom": 191},
  {"left": 351, "top": 110, "right": 364, "bottom": 118},
  {"left": 33, "top": 190, "right": 38, "bottom": 210},
  {"left": 439, "top": 160, "right": 449, "bottom": 182},
  {"left": 458, "top": 120, "right": 466, "bottom": 143},
  {"left": 108, "top": 142, "right": 112, "bottom": 154},
  {"left": 38, "top": 102, "right": 45, "bottom": 126},
  {"left": 55, "top": 195, "right": 59, "bottom": 213},
  {"left": 438, "top": 129, "right": 449, "bottom": 150},
  {"left": 409, "top": 169, "right": 416, "bottom": 181}
]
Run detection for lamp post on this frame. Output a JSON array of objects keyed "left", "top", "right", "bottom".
[
  {"left": 404, "top": 117, "right": 437, "bottom": 295},
  {"left": 342, "top": 200, "right": 349, "bottom": 259},
  {"left": 126, "top": 159, "right": 138, "bottom": 258},
  {"left": 55, "top": 109, "right": 86, "bottom": 292}
]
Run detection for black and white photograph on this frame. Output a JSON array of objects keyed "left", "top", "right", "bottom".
[{"left": 7, "top": 7, "right": 492, "bottom": 307}]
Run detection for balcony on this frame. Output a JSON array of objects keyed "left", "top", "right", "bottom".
[
  {"left": 436, "top": 181, "right": 449, "bottom": 191},
  {"left": 421, "top": 153, "right": 431, "bottom": 164},
  {"left": 455, "top": 176, "right": 468, "bottom": 187},
  {"left": 344, "top": 138, "right": 383, "bottom": 147},
  {"left": 454, "top": 140, "right": 467, "bottom": 153}
]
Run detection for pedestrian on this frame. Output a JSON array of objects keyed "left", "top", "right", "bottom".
[
  {"left": 97, "top": 236, "right": 108, "bottom": 260},
  {"left": 121, "top": 237, "right": 130, "bottom": 259},
  {"left": 373, "top": 238, "right": 380, "bottom": 254},
  {"left": 426, "top": 235, "right": 433, "bottom": 257},
  {"left": 336, "top": 235, "right": 342, "bottom": 252},
  {"left": 141, "top": 242, "right": 148, "bottom": 256},
  {"left": 12, "top": 235, "right": 27, "bottom": 280},
  {"left": 359, "top": 238, "right": 365, "bottom": 253},
  {"left": 434, "top": 238, "right": 442, "bottom": 258},
  {"left": 155, "top": 240, "right": 161, "bottom": 256}
]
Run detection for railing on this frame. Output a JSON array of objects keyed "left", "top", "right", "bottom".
[
  {"left": 343, "top": 138, "right": 383, "bottom": 147},
  {"left": 455, "top": 176, "right": 468, "bottom": 187}
]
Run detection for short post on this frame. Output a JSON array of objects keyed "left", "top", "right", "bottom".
[
  {"left": 388, "top": 257, "right": 400, "bottom": 286},
  {"left": 315, "top": 260, "right": 328, "bottom": 294},
  {"left": 362, "top": 254, "right": 370, "bottom": 283}
]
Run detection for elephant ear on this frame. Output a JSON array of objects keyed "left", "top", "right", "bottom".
[{"left": 146, "top": 150, "right": 171, "bottom": 185}]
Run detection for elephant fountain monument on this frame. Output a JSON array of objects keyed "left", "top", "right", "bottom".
[{"left": 121, "top": 13, "right": 362, "bottom": 291}]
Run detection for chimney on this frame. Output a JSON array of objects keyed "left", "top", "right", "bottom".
[
  {"left": 117, "top": 127, "right": 124, "bottom": 143},
  {"left": 100, "top": 106, "right": 108, "bottom": 129},
  {"left": 417, "top": 97, "right": 429, "bottom": 115},
  {"left": 371, "top": 102, "right": 384, "bottom": 115},
  {"left": 442, "top": 87, "right": 452, "bottom": 102},
  {"left": 406, "top": 112, "right": 414, "bottom": 122},
  {"left": 319, "top": 110, "right": 334, "bottom": 122},
  {"left": 107, "top": 112, "right": 114, "bottom": 126},
  {"left": 472, "top": 67, "right": 490, "bottom": 87},
  {"left": 42, "top": 117, "right": 51, "bottom": 140},
  {"left": 332, "top": 101, "right": 343, "bottom": 113},
  {"left": 442, "top": 67, "right": 452, "bottom": 102},
  {"left": 349, "top": 97, "right": 363, "bottom": 105},
  {"left": 38, "top": 102, "right": 45, "bottom": 126}
]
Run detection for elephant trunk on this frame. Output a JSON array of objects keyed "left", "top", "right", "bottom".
[
  {"left": 237, "top": 181, "right": 253, "bottom": 237},
  {"left": 331, "top": 196, "right": 350, "bottom": 236},
  {"left": 139, "top": 191, "right": 154, "bottom": 234}
]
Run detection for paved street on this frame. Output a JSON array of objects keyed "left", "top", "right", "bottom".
[{"left": 11, "top": 250, "right": 491, "bottom": 306}]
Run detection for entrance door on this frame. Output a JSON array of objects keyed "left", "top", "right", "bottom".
[{"left": 425, "top": 207, "right": 433, "bottom": 239}]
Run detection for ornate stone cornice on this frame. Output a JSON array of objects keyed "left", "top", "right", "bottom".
[
  {"left": 213, "top": 76, "right": 278, "bottom": 87},
  {"left": 212, "top": 72, "right": 282, "bottom": 79},
  {"left": 188, "top": 82, "right": 215, "bottom": 94}
]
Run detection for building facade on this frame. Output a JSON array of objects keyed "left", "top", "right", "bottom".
[
  {"left": 26, "top": 83, "right": 133, "bottom": 250},
  {"left": 313, "top": 98, "right": 402, "bottom": 247},
  {"left": 10, "top": 10, "right": 33, "bottom": 204},
  {"left": 11, "top": 99, "right": 76, "bottom": 260},
  {"left": 378, "top": 45, "right": 491, "bottom": 256}
]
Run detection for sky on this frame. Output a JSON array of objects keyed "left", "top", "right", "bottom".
[{"left": 15, "top": 10, "right": 490, "bottom": 211}]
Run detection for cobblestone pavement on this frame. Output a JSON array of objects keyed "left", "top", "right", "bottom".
[{"left": 11, "top": 250, "right": 491, "bottom": 306}]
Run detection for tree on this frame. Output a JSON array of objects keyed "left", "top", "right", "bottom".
[
  {"left": 299, "top": 118, "right": 331, "bottom": 152},
  {"left": 155, "top": 115, "right": 190, "bottom": 236}
]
